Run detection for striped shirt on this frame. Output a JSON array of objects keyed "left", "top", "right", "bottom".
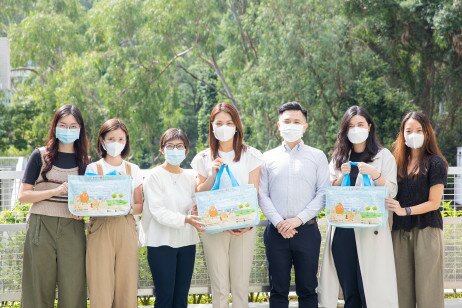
[{"left": 258, "top": 141, "right": 330, "bottom": 226}]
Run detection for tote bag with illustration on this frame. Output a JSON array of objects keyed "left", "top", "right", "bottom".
[
  {"left": 325, "top": 162, "right": 388, "bottom": 228},
  {"left": 195, "top": 164, "right": 260, "bottom": 234}
]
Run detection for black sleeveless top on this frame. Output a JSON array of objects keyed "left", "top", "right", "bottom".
[
  {"left": 392, "top": 155, "right": 447, "bottom": 231},
  {"left": 349, "top": 150, "right": 366, "bottom": 186}
]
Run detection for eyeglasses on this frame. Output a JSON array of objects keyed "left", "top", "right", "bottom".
[
  {"left": 57, "top": 123, "right": 80, "bottom": 130},
  {"left": 165, "top": 144, "right": 185, "bottom": 150}
]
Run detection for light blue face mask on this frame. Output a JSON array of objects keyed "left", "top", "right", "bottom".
[
  {"left": 55, "top": 127, "right": 80, "bottom": 144},
  {"left": 165, "top": 148, "right": 186, "bottom": 166}
]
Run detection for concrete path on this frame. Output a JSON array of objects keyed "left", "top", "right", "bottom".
[{"left": 140, "top": 300, "right": 462, "bottom": 307}]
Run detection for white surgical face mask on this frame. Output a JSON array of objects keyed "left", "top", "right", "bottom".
[
  {"left": 103, "top": 142, "right": 126, "bottom": 157},
  {"left": 405, "top": 133, "right": 424, "bottom": 149},
  {"left": 213, "top": 125, "right": 236, "bottom": 142},
  {"left": 347, "top": 127, "right": 369, "bottom": 144},
  {"left": 279, "top": 124, "right": 304, "bottom": 143}
]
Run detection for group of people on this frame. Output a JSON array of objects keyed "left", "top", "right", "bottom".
[{"left": 18, "top": 101, "right": 447, "bottom": 308}]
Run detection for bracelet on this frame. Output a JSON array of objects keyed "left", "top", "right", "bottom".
[
  {"left": 372, "top": 173, "right": 381, "bottom": 181},
  {"left": 405, "top": 207, "right": 411, "bottom": 216}
]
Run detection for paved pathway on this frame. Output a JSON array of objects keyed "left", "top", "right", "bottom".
[{"left": 140, "top": 300, "right": 462, "bottom": 307}]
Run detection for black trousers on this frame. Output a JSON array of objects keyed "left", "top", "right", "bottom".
[
  {"left": 147, "top": 245, "right": 196, "bottom": 308},
  {"left": 332, "top": 228, "right": 367, "bottom": 308},
  {"left": 264, "top": 222, "right": 321, "bottom": 308}
]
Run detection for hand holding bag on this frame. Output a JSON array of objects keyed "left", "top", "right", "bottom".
[
  {"left": 325, "top": 161, "right": 388, "bottom": 228},
  {"left": 195, "top": 164, "right": 260, "bottom": 234}
]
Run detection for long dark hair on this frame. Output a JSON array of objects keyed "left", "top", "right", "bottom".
[
  {"left": 208, "top": 102, "right": 247, "bottom": 162},
  {"left": 41, "top": 105, "right": 89, "bottom": 180},
  {"left": 332, "top": 105, "right": 382, "bottom": 169},
  {"left": 393, "top": 111, "right": 448, "bottom": 179}
]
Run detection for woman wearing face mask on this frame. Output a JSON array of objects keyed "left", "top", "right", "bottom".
[
  {"left": 386, "top": 112, "right": 447, "bottom": 308},
  {"left": 191, "top": 102, "right": 263, "bottom": 308},
  {"left": 318, "top": 106, "right": 399, "bottom": 308},
  {"left": 19, "top": 105, "right": 89, "bottom": 308},
  {"left": 85, "top": 118, "right": 143, "bottom": 308},
  {"left": 141, "top": 128, "right": 203, "bottom": 308}
]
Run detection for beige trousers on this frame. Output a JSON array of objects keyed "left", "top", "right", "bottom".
[
  {"left": 201, "top": 228, "right": 256, "bottom": 308},
  {"left": 86, "top": 215, "right": 139, "bottom": 308},
  {"left": 392, "top": 227, "right": 444, "bottom": 308}
]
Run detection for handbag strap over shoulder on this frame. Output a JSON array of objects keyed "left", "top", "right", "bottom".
[
  {"left": 95, "top": 161, "right": 132, "bottom": 177},
  {"left": 96, "top": 163, "right": 104, "bottom": 176},
  {"left": 125, "top": 162, "right": 132, "bottom": 177}
]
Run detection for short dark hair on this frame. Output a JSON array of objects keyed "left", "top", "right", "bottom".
[
  {"left": 97, "top": 118, "right": 131, "bottom": 159},
  {"left": 278, "top": 101, "right": 308, "bottom": 120},
  {"left": 159, "top": 128, "right": 190, "bottom": 154}
]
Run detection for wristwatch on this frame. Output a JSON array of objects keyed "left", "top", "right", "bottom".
[{"left": 405, "top": 207, "right": 411, "bottom": 216}]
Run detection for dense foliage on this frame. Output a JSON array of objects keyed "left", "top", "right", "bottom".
[{"left": 1, "top": 0, "right": 461, "bottom": 167}]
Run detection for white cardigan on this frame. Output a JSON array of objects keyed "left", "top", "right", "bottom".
[{"left": 318, "top": 148, "right": 399, "bottom": 308}]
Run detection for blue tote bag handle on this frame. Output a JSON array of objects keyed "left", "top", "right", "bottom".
[
  {"left": 340, "top": 161, "right": 372, "bottom": 187},
  {"left": 85, "top": 170, "right": 118, "bottom": 176},
  {"left": 211, "top": 164, "right": 240, "bottom": 191}
]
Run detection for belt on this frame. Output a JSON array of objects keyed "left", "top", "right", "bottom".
[{"left": 305, "top": 218, "right": 317, "bottom": 225}]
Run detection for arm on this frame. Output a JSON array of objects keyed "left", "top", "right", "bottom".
[
  {"left": 379, "top": 150, "right": 398, "bottom": 198},
  {"left": 387, "top": 184, "right": 444, "bottom": 216},
  {"left": 18, "top": 183, "right": 66, "bottom": 204},
  {"left": 296, "top": 153, "right": 330, "bottom": 223},
  {"left": 332, "top": 162, "right": 351, "bottom": 186},
  {"left": 19, "top": 150, "right": 67, "bottom": 203},
  {"left": 196, "top": 174, "right": 216, "bottom": 192},
  {"left": 248, "top": 166, "right": 261, "bottom": 192},
  {"left": 387, "top": 156, "right": 446, "bottom": 216},
  {"left": 359, "top": 150, "right": 398, "bottom": 197},
  {"left": 332, "top": 177, "right": 343, "bottom": 186},
  {"left": 195, "top": 158, "right": 223, "bottom": 192},
  {"left": 410, "top": 184, "right": 444, "bottom": 214},
  {"left": 258, "top": 162, "right": 284, "bottom": 227},
  {"left": 131, "top": 184, "right": 143, "bottom": 215},
  {"left": 144, "top": 174, "right": 186, "bottom": 229}
]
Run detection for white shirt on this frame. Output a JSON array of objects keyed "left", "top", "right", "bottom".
[
  {"left": 191, "top": 146, "right": 264, "bottom": 188},
  {"left": 141, "top": 166, "right": 199, "bottom": 248},
  {"left": 85, "top": 159, "right": 143, "bottom": 189}
]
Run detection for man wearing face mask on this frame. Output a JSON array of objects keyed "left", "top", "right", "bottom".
[{"left": 258, "top": 102, "right": 330, "bottom": 308}]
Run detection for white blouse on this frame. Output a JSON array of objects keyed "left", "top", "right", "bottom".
[
  {"left": 191, "top": 146, "right": 264, "bottom": 188},
  {"left": 141, "top": 166, "right": 199, "bottom": 248}
]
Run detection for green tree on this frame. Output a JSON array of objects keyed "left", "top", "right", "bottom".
[
  {"left": 1, "top": 0, "right": 460, "bottom": 165},
  {"left": 344, "top": 0, "right": 462, "bottom": 163}
]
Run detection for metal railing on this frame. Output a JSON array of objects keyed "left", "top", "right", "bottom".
[{"left": 0, "top": 167, "right": 461, "bottom": 300}]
